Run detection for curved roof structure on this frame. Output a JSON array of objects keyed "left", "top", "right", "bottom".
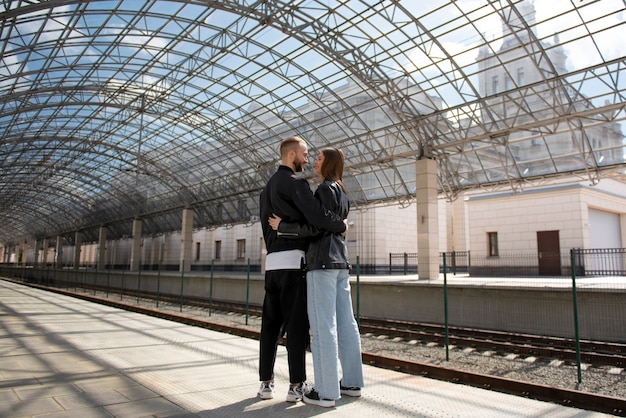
[{"left": 1, "top": 0, "right": 625, "bottom": 243}]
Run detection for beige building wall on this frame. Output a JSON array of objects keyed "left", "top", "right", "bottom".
[
  {"left": 467, "top": 187, "right": 583, "bottom": 258},
  {"left": 345, "top": 208, "right": 378, "bottom": 266},
  {"left": 465, "top": 181, "right": 626, "bottom": 265},
  {"left": 450, "top": 197, "right": 470, "bottom": 252},
  {"left": 346, "top": 201, "right": 451, "bottom": 268}
]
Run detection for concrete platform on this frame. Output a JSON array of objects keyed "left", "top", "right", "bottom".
[{"left": 0, "top": 279, "right": 613, "bottom": 417}]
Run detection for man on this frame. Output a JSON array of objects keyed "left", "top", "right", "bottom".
[{"left": 258, "top": 136, "right": 347, "bottom": 402}]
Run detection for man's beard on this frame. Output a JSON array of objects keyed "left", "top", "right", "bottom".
[{"left": 293, "top": 158, "right": 305, "bottom": 173}]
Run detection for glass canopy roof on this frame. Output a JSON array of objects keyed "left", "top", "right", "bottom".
[{"left": 1, "top": 0, "right": 625, "bottom": 243}]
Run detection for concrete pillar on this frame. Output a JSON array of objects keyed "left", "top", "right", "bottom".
[
  {"left": 73, "top": 231, "right": 83, "bottom": 269},
  {"left": 42, "top": 238, "right": 49, "bottom": 266},
  {"left": 149, "top": 236, "right": 160, "bottom": 269},
  {"left": 180, "top": 208, "right": 193, "bottom": 272},
  {"left": 97, "top": 226, "right": 107, "bottom": 270},
  {"left": 55, "top": 236, "right": 63, "bottom": 267},
  {"left": 130, "top": 219, "right": 142, "bottom": 271},
  {"left": 21, "top": 241, "right": 28, "bottom": 267},
  {"left": 416, "top": 158, "right": 440, "bottom": 280},
  {"left": 34, "top": 239, "right": 41, "bottom": 267}
]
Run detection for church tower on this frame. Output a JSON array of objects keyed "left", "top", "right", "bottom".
[{"left": 475, "top": 0, "right": 623, "bottom": 176}]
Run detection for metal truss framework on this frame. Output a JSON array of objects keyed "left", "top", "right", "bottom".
[{"left": 0, "top": 0, "right": 625, "bottom": 243}]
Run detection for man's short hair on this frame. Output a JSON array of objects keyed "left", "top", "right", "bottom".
[{"left": 280, "top": 136, "right": 305, "bottom": 159}]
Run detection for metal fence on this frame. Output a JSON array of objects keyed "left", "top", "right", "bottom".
[
  {"left": 2, "top": 248, "right": 624, "bottom": 278},
  {"left": 574, "top": 248, "right": 626, "bottom": 276},
  {"left": 387, "top": 248, "right": 626, "bottom": 277},
  {"left": 388, "top": 252, "right": 417, "bottom": 274}
]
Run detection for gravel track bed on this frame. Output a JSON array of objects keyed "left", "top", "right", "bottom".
[{"left": 359, "top": 334, "right": 626, "bottom": 400}]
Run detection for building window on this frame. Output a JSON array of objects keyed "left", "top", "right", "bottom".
[
  {"left": 517, "top": 67, "right": 525, "bottom": 85},
  {"left": 236, "top": 239, "right": 246, "bottom": 260},
  {"left": 504, "top": 74, "right": 511, "bottom": 90},
  {"left": 195, "top": 242, "right": 201, "bottom": 261},
  {"left": 488, "top": 232, "right": 499, "bottom": 256},
  {"left": 214, "top": 240, "right": 221, "bottom": 260},
  {"left": 492, "top": 75, "right": 499, "bottom": 94}
]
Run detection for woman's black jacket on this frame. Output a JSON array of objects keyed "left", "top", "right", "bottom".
[
  {"left": 277, "top": 180, "right": 351, "bottom": 271},
  {"left": 260, "top": 165, "right": 346, "bottom": 255}
]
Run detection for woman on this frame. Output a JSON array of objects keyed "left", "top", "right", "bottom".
[{"left": 268, "top": 147, "right": 364, "bottom": 408}]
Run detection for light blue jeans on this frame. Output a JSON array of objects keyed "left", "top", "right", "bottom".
[{"left": 307, "top": 268, "right": 364, "bottom": 400}]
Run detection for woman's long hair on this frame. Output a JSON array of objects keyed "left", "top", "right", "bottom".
[{"left": 319, "top": 147, "right": 346, "bottom": 192}]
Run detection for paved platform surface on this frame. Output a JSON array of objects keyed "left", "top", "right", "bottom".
[{"left": 0, "top": 279, "right": 613, "bottom": 417}]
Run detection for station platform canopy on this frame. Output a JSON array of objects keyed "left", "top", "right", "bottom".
[{"left": 0, "top": 0, "right": 625, "bottom": 243}]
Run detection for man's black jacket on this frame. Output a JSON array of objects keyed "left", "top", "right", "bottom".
[
  {"left": 260, "top": 165, "right": 346, "bottom": 254},
  {"left": 277, "top": 180, "right": 351, "bottom": 271}
]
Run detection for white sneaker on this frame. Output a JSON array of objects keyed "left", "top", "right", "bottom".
[
  {"left": 286, "top": 381, "right": 310, "bottom": 402},
  {"left": 258, "top": 381, "right": 274, "bottom": 400}
]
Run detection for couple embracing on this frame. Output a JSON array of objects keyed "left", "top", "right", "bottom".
[{"left": 258, "top": 136, "right": 364, "bottom": 408}]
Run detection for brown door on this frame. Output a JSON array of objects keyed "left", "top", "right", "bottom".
[{"left": 537, "top": 230, "right": 561, "bottom": 275}]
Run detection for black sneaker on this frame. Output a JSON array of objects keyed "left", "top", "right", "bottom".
[
  {"left": 340, "top": 382, "right": 361, "bottom": 397},
  {"left": 303, "top": 389, "right": 335, "bottom": 407}
]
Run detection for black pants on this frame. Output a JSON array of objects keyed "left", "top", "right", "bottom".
[{"left": 259, "top": 268, "right": 310, "bottom": 384}]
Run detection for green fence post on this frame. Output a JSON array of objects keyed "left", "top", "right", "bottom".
[
  {"left": 209, "top": 259, "right": 214, "bottom": 316},
  {"left": 443, "top": 253, "right": 449, "bottom": 362},
  {"left": 120, "top": 269, "right": 125, "bottom": 301},
  {"left": 404, "top": 252, "right": 408, "bottom": 275},
  {"left": 570, "top": 249, "right": 583, "bottom": 383},
  {"left": 179, "top": 261, "right": 185, "bottom": 312},
  {"left": 245, "top": 258, "right": 250, "bottom": 326},
  {"left": 156, "top": 264, "right": 161, "bottom": 308},
  {"left": 356, "top": 255, "right": 361, "bottom": 326},
  {"left": 136, "top": 264, "right": 142, "bottom": 304}
]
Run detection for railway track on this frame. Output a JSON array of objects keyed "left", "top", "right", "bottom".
[
  {"left": 359, "top": 317, "right": 626, "bottom": 368},
  {"left": 155, "top": 294, "right": 626, "bottom": 369},
  {"left": 7, "top": 279, "right": 626, "bottom": 416}
]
